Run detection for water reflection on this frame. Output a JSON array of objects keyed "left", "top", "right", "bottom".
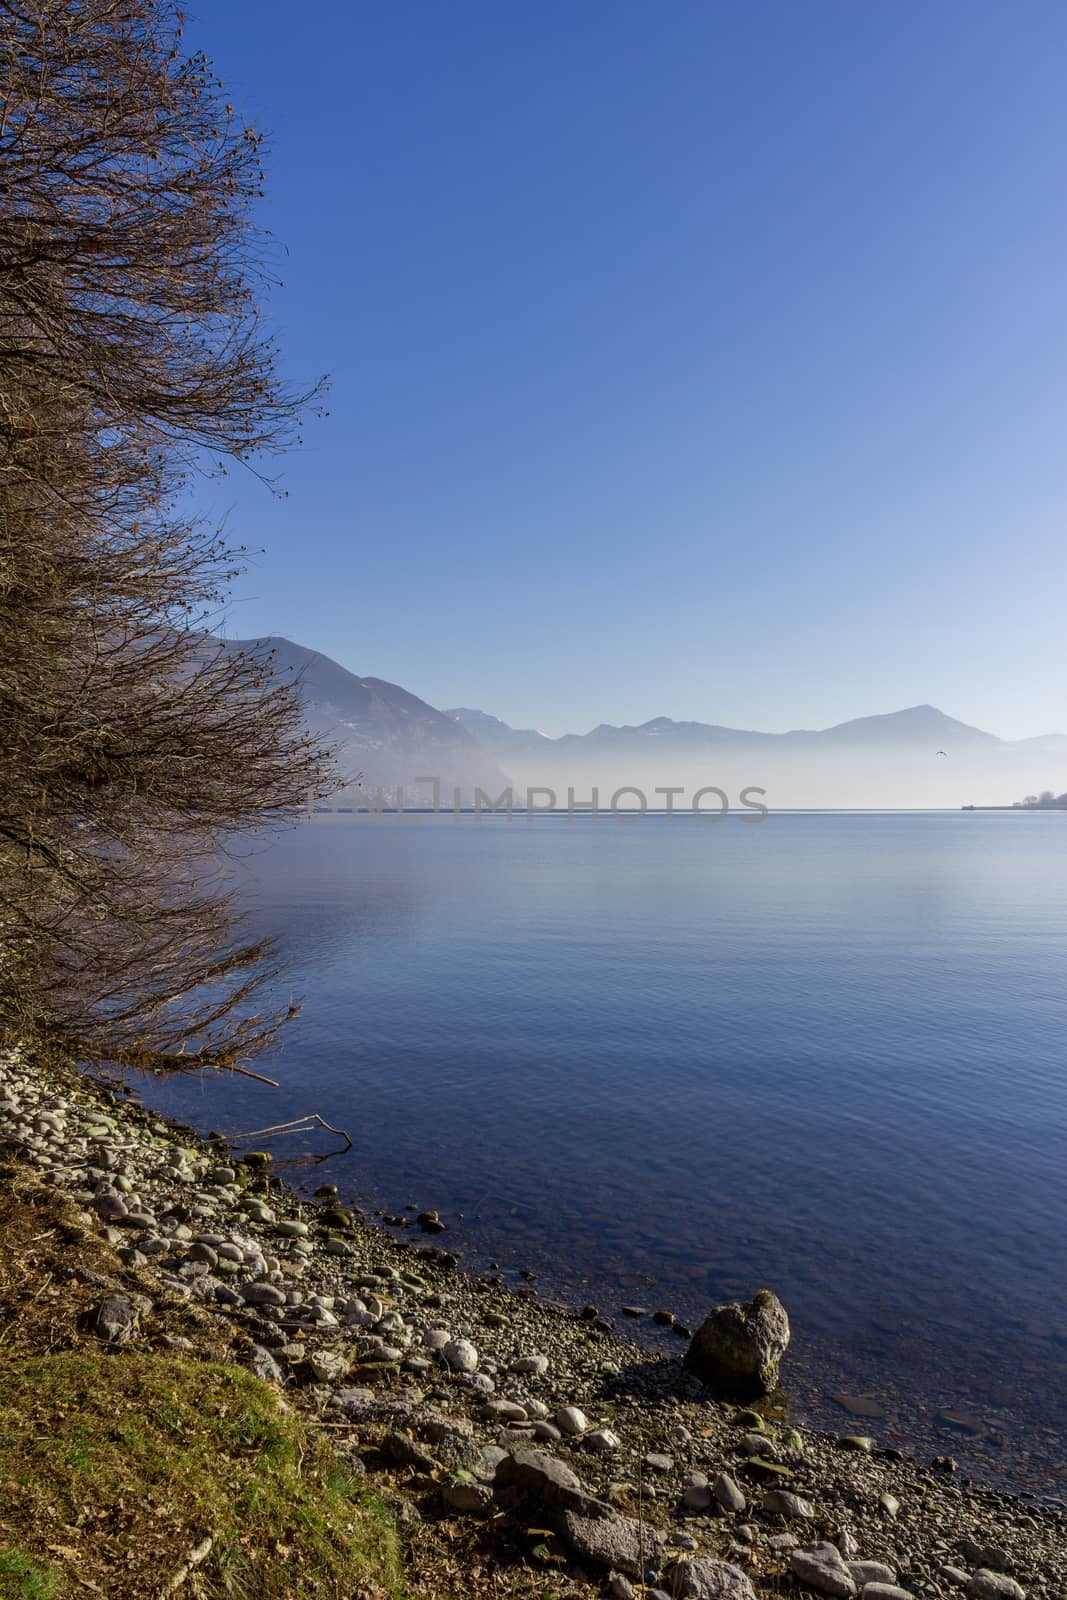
[{"left": 146, "top": 813, "right": 1067, "bottom": 1493}]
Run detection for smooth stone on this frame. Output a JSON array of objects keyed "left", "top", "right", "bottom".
[
  {"left": 274, "top": 1219, "right": 309, "bottom": 1238},
  {"left": 442, "top": 1338, "right": 479, "bottom": 1374},
  {"left": 878, "top": 1493, "right": 900, "bottom": 1519},
  {"left": 585, "top": 1428, "right": 621, "bottom": 1453},
  {"left": 555, "top": 1405, "right": 589, "bottom": 1436},
  {"left": 850, "top": 1566, "right": 898, "bottom": 1587},
  {"left": 791, "top": 1544, "right": 857, "bottom": 1599},
  {"left": 118, "top": 1212, "right": 156, "bottom": 1231},
  {"left": 483, "top": 1399, "right": 527, "bottom": 1423},
  {"left": 645, "top": 1453, "right": 675, "bottom": 1473},
  {"left": 683, "top": 1484, "right": 713, "bottom": 1512},
  {"left": 967, "top": 1577, "right": 1025, "bottom": 1600},
  {"left": 713, "top": 1473, "right": 746, "bottom": 1513},
  {"left": 763, "top": 1490, "right": 816, "bottom": 1519},
  {"left": 862, "top": 1588, "right": 912, "bottom": 1600},
  {"left": 186, "top": 1242, "right": 218, "bottom": 1266},
  {"left": 511, "top": 1354, "right": 549, "bottom": 1376},
  {"left": 241, "top": 1282, "right": 286, "bottom": 1307}
]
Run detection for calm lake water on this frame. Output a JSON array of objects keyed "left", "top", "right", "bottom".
[{"left": 144, "top": 811, "right": 1067, "bottom": 1495}]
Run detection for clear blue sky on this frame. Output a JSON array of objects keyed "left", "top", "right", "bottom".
[{"left": 193, "top": 1, "right": 1067, "bottom": 738}]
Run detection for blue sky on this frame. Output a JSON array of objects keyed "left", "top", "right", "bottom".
[{"left": 194, "top": 2, "right": 1067, "bottom": 738}]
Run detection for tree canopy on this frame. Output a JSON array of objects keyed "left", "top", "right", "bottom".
[{"left": 0, "top": 0, "right": 333, "bottom": 1073}]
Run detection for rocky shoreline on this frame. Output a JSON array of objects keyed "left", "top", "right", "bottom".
[{"left": 0, "top": 1047, "right": 1063, "bottom": 1600}]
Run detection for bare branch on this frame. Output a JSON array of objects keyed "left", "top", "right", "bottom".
[{"left": 0, "top": 0, "right": 334, "bottom": 1072}]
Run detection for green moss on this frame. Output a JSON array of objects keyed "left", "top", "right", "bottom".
[
  {"left": 0, "top": 1352, "right": 401, "bottom": 1600},
  {"left": 0, "top": 1551, "right": 59, "bottom": 1600}
]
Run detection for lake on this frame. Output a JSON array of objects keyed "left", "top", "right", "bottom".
[{"left": 142, "top": 810, "right": 1067, "bottom": 1496}]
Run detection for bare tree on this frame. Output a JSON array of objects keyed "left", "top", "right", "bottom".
[{"left": 0, "top": 0, "right": 334, "bottom": 1073}]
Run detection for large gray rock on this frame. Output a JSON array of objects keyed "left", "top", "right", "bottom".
[
  {"left": 93, "top": 1294, "right": 144, "bottom": 1344},
  {"left": 791, "top": 1543, "right": 858, "bottom": 1598},
  {"left": 495, "top": 1448, "right": 581, "bottom": 1498},
  {"left": 663, "top": 1559, "right": 757, "bottom": 1600},
  {"left": 559, "top": 1509, "right": 664, "bottom": 1577},
  {"left": 494, "top": 1448, "right": 609, "bottom": 1518},
  {"left": 683, "top": 1288, "right": 790, "bottom": 1397}
]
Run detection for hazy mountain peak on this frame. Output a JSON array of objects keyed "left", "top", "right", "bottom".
[{"left": 817, "top": 705, "right": 998, "bottom": 745}]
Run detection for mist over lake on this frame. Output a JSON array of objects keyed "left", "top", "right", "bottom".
[{"left": 146, "top": 810, "right": 1067, "bottom": 1495}]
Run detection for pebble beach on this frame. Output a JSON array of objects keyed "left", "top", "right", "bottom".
[{"left": 0, "top": 1047, "right": 1063, "bottom": 1600}]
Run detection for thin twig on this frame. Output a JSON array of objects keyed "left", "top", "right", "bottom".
[{"left": 223, "top": 1112, "right": 352, "bottom": 1150}]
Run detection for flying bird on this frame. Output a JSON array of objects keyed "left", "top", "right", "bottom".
[{"left": 936, "top": 749, "right": 947, "bottom": 756}]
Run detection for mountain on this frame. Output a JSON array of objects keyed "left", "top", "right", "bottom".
[
  {"left": 216, "top": 638, "right": 1067, "bottom": 809},
  {"left": 443, "top": 707, "right": 554, "bottom": 756},
  {"left": 801, "top": 705, "right": 997, "bottom": 748},
  {"left": 447, "top": 701, "right": 1067, "bottom": 808},
  {"left": 448, "top": 702, "right": 999, "bottom": 759},
  {"left": 223, "top": 638, "right": 511, "bottom": 804}
]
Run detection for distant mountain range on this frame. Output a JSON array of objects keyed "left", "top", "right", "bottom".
[
  {"left": 226, "top": 636, "right": 1067, "bottom": 809},
  {"left": 447, "top": 702, "right": 1008, "bottom": 756}
]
